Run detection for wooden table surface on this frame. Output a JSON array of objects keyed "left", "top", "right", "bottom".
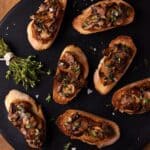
[{"left": 0, "top": 0, "right": 20, "bottom": 21}]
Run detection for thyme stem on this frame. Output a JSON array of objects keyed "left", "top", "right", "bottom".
[{"left": 0, "top": 38, "right": 46, "bottom": 90}]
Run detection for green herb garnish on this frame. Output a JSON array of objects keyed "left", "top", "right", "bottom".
[
  {"left": 121, "top": 45, "right": 130, "bottom": 53},
  {"left": 114, "top": 54, "right": 121, "bottom": 63},
  {"left": 25, "top": 124, "right": 31, "bottom": 129},
  {"left": 64, "top": 142, "right": 72, "bottom": 150},
  {"left": 46, "top": 94, "right": 51, "bottom": 103},
  {"left": 0, "top": 38, "right": 46, "bottom": 90},
  {"left": 108, "top": 72, "right": 115, "bottom": 81},
  {"left": 71, "top": 64, "right": 80, "bottom": 73},
  {"left": 0, "top": 38, "right": 10, "bottom": 57},
  {"left": 82, "top": 21, "right": 89, "bottom": 28},
  {"left": 47, "top": 69, "right": 51, "bottom": 75},
  {"left": 90, "top": 130, "right": 97, "bottom": 137},
  {"left": 6, "top": 56, "right": 44, "bottom": 89},
  {"left": 143, "top": 98, "right": 150, "bottom": 104}
]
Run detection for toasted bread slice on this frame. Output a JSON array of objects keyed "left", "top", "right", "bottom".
[
  {"left": 94, "top": 35, "right": 137, "bottom": 95},
  {"left": 112, "top": 78, "right": 150, "bottom": 115},
  {"left": 73, "top": 0, "right": 135, "bottom": 35},
  {"left": 53, "top": 45, "right": 89, "bottom": 104},
  {"left": 27, "top": 0, "right": 67, "bottom": 51},
  {"left": 56, "top": 109, "right": 120, "bottom": 149},
  {"left": 5, "top": 89, "right": 46, "bottom": 148}
]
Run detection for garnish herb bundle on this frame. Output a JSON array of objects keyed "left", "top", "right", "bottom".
[{"left": 0, "top": 38, "right": 49, "bottom": 90}]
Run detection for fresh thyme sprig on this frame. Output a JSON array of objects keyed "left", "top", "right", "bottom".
[
  {"left": 5, "top": 56, "right": 44, "bottom": 89},
  {"left": 0, "top": 38, "right": 48, "bottom": 90},
  {"left": 0, "top": 38, "right": 10, "bottom": 57}
]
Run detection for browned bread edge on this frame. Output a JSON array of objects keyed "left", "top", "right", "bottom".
[
  {"left": 27, "top": 0, "right": 67, "bottom": 51},
  {"left": 56, "top": 109, "right": 120, "bottom": 149},
  {"left": 112, "top": 78, "right": 150, "bottom": 114},
  {"left": 93, "top": 35, "right": 137, "bottom": 95},
  {"left": 53, "top": 45, "right": 89, "bottom": 104},
  {"left": 5, "top": 89, "right": 46, "bottom": 148},
  {"left": 72, "top": 0, "right": 135, "bottom": 35}
]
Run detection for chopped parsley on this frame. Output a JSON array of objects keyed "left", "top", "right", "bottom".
[
  {"left": 71, "top": 64, "right": 80, "bottom": 73},
  {"left": 143, "top": 98, "right": 150, "bottom": 104},
  {"left": 45, "top": 94, "right": 51, "bottom": 103},
  {"left": 47, "top": 69, "right": 51, "bottom": 75},
  {"left": 89, "top": 130, "right": 97, "bottom": 137},
  {"left": 64, "top": 142, "right": 72, "bottom": 150},
  {"left": 108, "top": 72, "right": 115, "bottom": 81}
]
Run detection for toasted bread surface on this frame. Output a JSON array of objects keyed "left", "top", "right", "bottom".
[
  {"left": 53, "top": 45, "right": 89, "bottom": 104},
  {"left": 73, "top": 0, "right": 135, "bottom": 34},
  {"left": 5, "top": 89, "right": 46, "bottom": 148},
  {"left": 112, "top": 78, "right": 150, "bottom": 114},
  {"left": 27, "top": 0, "right": 67, "bottom": 51},
  {"left": 56, "top": 109, "right": 120, "bottom": 149},
  {"left": 94, "top": 35, "right": 137, "bottom": 95}
]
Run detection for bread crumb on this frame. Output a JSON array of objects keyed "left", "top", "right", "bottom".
[
  {"left": 6, "top": 26, "right": 9, "bottom": 30},
  {"left": 49, "top": 8, "right": 54, "bottom": 12},
  {"left": 112, "top": 112, "right": 115, "bottom": 116},
  {"left": 93, "top": 48, "right": 97, "bottom": 52},
  {"left": 35, "top": 94, "right": 39, "bottom": 99},
  {"left": 105, "top": 104, "right": 111, "bottom": 107},
  {"left": 87, "top": 88, "right": 93, "bottom": 95}
]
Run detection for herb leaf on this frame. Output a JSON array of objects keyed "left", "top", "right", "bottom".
[
  {"left": 46, "top": 94, "right": 51, "bottom": 103},
  {"left": 6, "top": 56, "right": 44, "bottom": 90},
  {"left": 0, "top": 38, "right": 46, "bottom": 90},
  {"left": 143, "top": 98, "right": 150, "bottom": 104},
  {"left": 0, "top": 38, "right": 10, "bottom": 57},
  {"left": 64, "top": 142, "right": 72, "bottom": 150},
  {"left": 47, "top": 69, "right": 51, "bottom": 75}
]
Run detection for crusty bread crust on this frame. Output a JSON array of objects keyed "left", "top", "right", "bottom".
[
  {"left": 53, "top": 45, "right": 89, "bottom": 104},
  {"left": 94, "top": 35, "right": 137, "bottom": 95},
  {"left": 56, "top": 109, "right": 120, "bottom": 149},
  {"left": 5, "top": 89, "right": 46, "bottom": 148},
  {"left": 72, "top": 0, "right": 135, "bottom": 35},
  {"left": 27, "top": 21, "right": 52, "bottom": 51},
  {"left": 112, "top": 78, "right": 150, "bottom": 114},
  {"left": 27, "top": 0, "right": 67, "bottom": 51}
]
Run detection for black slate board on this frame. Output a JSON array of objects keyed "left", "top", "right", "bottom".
[{"left": 0, "top": 0, "right": 150, "bottom": 150}]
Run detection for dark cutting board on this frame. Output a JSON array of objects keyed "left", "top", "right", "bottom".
[{"left": 0, "top": 0, "right": 150, "bottom": 150}]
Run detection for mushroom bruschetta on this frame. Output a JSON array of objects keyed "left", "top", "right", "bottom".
[
  {"left": 5, "top": 90, "right": 46, "bottom": 148},
  {"left": 73, "top": 0, "right": 135, "bottom": 34},
  {"left": 56, "top": 109, "right": 120, "bottom": 149},
  {"left": 94, "top": 35, "right": 137, "bottom": 95},
  {"left": 53, "top": 45, "right": 89, "bottom": 104},
  {"left": 27, "top": 0, "right": 67, "bottom": 51},
  {"left": 112, "top": 78, "right": 150, "bottom": 115}
]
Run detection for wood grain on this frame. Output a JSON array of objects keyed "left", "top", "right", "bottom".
[
  {"left": 0, "top": 135, "right": 14, "bottom": 150},
  {"left": 0, "top": 0, "right": 20, "bottom": 21}
]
